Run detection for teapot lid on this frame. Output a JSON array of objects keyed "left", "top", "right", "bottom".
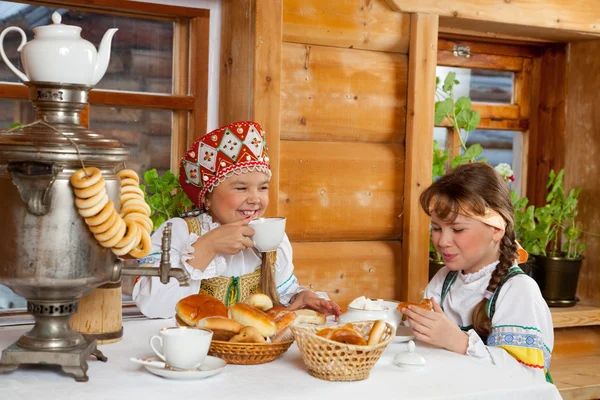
[
  {"left": 33, "top": 12, "right": 82, "bottom": 37},
  {"left": 393, "top": 341, "right": 426, "bottom": 367}
]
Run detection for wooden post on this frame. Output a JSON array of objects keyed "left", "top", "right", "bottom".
[{"left": 401, "top": 13, "right": 439, "bottom": 302}]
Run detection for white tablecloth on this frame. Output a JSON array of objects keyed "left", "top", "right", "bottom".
[{"left": 0, "top": 318, "right": 561, "bottom": 400}]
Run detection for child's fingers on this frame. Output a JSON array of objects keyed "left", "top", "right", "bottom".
[
  {"left": 431, "top": 297, "right": 444, "bottom": 313},
  {"left": 406, "top": 305, "right": 436, "bottom": 320}
]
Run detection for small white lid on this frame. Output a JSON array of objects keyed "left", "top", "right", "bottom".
[{"left": 393, "top": 340, "right": 426, "bottom": 366}]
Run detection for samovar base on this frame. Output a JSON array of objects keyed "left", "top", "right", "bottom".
[{"left": 0, "top": 339, "right": 107, "bottom": 382}]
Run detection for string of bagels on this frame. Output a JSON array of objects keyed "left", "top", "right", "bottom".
[{"left": 70, "top": 167, "right": 152, "bottom": 259}]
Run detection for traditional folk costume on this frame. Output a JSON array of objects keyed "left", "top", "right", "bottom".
[
  {"left": 133, "top": 121, "right": 313, "bottom": 318},
  {"left": 425, "top": 202, "right": 554, "bottom": 383}
]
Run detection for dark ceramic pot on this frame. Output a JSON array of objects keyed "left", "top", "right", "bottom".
[{"left": 534, "top": 255, "right": 583, "bottom": 307}]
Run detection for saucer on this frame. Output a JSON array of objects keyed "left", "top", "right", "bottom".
[
  {"left": 394, "top": 325, "right": 416, "bottom": 343},
  {"left": 131, "top": 356, "right": 227, "bottom": 380}
]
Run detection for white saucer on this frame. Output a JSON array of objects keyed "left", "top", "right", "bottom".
[
  {"left": 132, "top": 356, "right": 227, "bottom": 380},
  {"left": 394, "top": 325, "right": 416, "bottom": 342}
]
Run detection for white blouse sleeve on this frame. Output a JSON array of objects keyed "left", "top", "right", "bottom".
[
  {"left": 273, "top": 233, "right": 309, "bottom": 306},
  {"left": 464, "top": 275, "right": 553, "bottom": 383},
  {"left": 132, "top": 217, "right": 226, "bottom": 319}
]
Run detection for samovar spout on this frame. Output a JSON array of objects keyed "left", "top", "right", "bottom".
[{"left": 114, "top": 222, "right": 191, "bottom": 287}]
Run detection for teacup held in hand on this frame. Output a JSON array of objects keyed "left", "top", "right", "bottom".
[
  {"left": 248, "top": 217, "right": 286, "bottom": 252},
  {"left": 150, "top": 326, "right": 213, "bottom": 370}
]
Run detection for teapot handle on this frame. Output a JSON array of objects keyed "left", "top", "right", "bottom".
[{"left": 0, "top": 27, "right": 30, "bottom": 82}]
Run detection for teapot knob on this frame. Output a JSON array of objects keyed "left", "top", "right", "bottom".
[{"left": 51, "top": 11, "right": 62, "bottom": 25}]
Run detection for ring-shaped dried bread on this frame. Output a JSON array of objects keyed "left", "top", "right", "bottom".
[
  {"left": 78, "top": 193, "right": 109, "bottom": 218},
  {"left": 367, "top": 319, "right": 387, "bottom": 345},
  {"left": 128, "top": 228, "right": 152, "bottom": 258},
  {"left": 74, "top": 178, "right": 106, "bottom": 199},
  {"left": 85, "top": 201, "right": 115, "bottom": 227},
  {"left": 328, "top": 326, "right": 367, "bottom": 346},
  {"left": 121, "top": 199, "right": 151, "bottom": 216},
  {"left": 117, "top": 169, "right": 140, "bottom": 183},
  {"left": 120, "top": 192, "right": 143, "bottom": 204},
  {"left": 70, "top": 167, "right": 103, "bottom": 189},
  {"left": 120, "top": 186, "right": 145, "bottom": 197},
  {"left": 115, "top": 218, "right": 140, "bottom": 249},
  {"left": 89, "top": 209, "right": 118, "bottom": 234},
  {"left": 75, "top": 189, "right": 106, "bottom": 209},
  {"left": 94, "top": 213, "right": 124, "bottom": 242},
  {"left": 112, "top": 223, "right": 141, "bottom": 256},
  {"left": 119, "top": 178, "right": 139, "bottom": 187},
  {"left": 397, "top": 298, "right": 433, "bottom": 312},
  {"left": 120, "top": 205, "right": 149, "bottom": 219},
  {"left": 229, "top": 326, "right": 265, "bottom": 343},
  {"left": 99, "top": 218, "right": 126, "bottom": 248},
  {"left": 124, "top": 213, "right": 153, "bottom": 234}
]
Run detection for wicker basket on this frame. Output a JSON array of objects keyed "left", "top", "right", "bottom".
[
  {"left": 209, "top": 340, "right": 294, "bottom": 365},
  {"left": 291, "top": 321, "right": 394, "bottom": 381}
]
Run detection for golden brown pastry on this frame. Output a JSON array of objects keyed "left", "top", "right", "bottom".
[
  {"left": 228, "top": 303, "right": 277, "bottom": 338},
  {"left": 175, "top": 294, "right": 228, "bottom": 326},
  {"left": 397, "top": 298, "right": 433, "bottom": 312},
  {"left": 367, "top": 319, "right": 387, "bottom": 345},
  {"left": 271, "top": 310, "right": 298, "bottom": 342},
  {"left": 328, "top": 324, "right": 367, "bottom": 346},
  {"left": 243, "top": 293, "right": 273, "bottom": 311},
  {"left": 196, "top": 316, "right": 243, "bottom": 341},
  {"left": 229, "top": 326, "right": 265, "bottom": 343},
  {"left": 293, "top": 309, "right": 327, "bottom": 325}
]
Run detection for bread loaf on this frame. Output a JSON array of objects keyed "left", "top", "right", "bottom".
[
  {"left": 228, "top": 303, "right": 277, "bottom": 337},
  {"left": 329, "top": 324, "right": 367, "bottom": 346},
  {"left": 271, "top": 309, "right": 297, "bottom": 342},
  {"left": 229, "top": 326, "right": 265, "bottom": 343},
  {"left": 397, "top": 298, "right": 433, "bottom": 312},
  {"left": 367, "top": 319, "right": 387, "bottom": 345},
  {"left": 294, "top": 309, "right": 326, "bottom": 325},
  {"left": 243, "top": 293, "right": 273, "bottom": 311},
  {"left": 196, "top": 316, "right": 243, "bottom": 341},
  {"left": 175, "top": 294, "right": 228, "bottom": 326}
]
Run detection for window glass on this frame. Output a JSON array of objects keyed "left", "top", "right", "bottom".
[
  {"left": 436, "top": 66, "right": 514, "bottom": 104},
  {"left": 0, "top": 1, "right": 174, "bottom": 93}
]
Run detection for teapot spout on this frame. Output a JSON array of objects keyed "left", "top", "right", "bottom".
[{"left": 92, "top": 28, "right": 118, "bottom": 86}]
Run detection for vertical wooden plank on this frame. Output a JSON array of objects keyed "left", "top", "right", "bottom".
[
  {"left": 514, "top": 56, "right": 536, "bottom": 195},
  {"left": 253, "top": 0, "right": 282, "bottom": 217},
  {"left": 446, "top": 128, "right": 461, "bottom": 161},
  {"left": 401, "top": 13, "right": 438, "bottom": 302},
  {"left": 219, "top": 0, "right": 254, "bottom": 125},
  {"left": 190, "top": 14, "right": 210, "bottom": 142},
  {"left": 527, "top": 44, "right": 567, "bottom": 207},
  {"left": 564, "top": 40, "right": 600, "bottom": 306},
  {"left": 172, "top": 20, "right": 191, "bottom": 173}
]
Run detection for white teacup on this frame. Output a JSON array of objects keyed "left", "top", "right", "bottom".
[
  {"left": 248, "top": 217, "right": 286, "bottom": 252},
  {"left": 150, "top": 326, "right": 213, "bottom": 370}
]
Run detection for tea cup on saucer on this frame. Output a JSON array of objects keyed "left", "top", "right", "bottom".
[
  {"left": 248, "top": 217, "right": 286, "bottom": 252},
  {"left": 149, "top": 326, "right": 212, "bottom": 370}
]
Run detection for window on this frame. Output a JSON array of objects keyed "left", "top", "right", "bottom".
[
  {"left": 0, "top": 0, "right": 213, "bottom": 316},
  {"left": 435, "top": 38, "right": 540, "bottom": 197}
]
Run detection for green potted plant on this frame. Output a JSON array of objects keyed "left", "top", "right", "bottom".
[
  {"left": 524, "top": 169, "right": 586, "bottom": 307},
  {"left": 429, "top": 72, "right": 482, "bottom": 279},
  {"left": 140, "top": 168, "right": 193, "bottom": 231}
]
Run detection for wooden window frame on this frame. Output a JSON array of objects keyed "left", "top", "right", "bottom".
[
  {"left": 435, "top": 36, "right": 541, "bottom": 195},
  {"left": 0, "top": 0, "right": 210, "bottom": 172}
]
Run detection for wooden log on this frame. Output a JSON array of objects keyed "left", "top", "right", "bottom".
[
  {"left": 69, "top": 282, "right": 123, "bottom": 345},
  {"left": 281, "top": 42, "right": 408, "bottom": 143},
  {"left": 292, "top": 241, "right": 401, "bottom": 310},
  {"left": 279, "top": 140, "right": 404, "bottom": 241},
  {"left": 283, "top": 0, "right": 410, "bottom": 53}
]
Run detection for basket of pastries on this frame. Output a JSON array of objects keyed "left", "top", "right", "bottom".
[
  {"left": 290, "top": 320, "right": 395, "bottom": 381},
  {"left": 175, "top": 293, "right": 326, "bottom": 365}
]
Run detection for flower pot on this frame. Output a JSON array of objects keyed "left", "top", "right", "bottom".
[
  {"left": 518, "top": 255, "right": 536, "bottom": 280},
  {"left": 429, "top": 259, "right": 445, "bottom": 281},
  {"left": 534, "top": 255, "right": 583, "bottom": 307}
]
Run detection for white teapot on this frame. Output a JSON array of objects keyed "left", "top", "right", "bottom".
[
  {"left": 0, "top": 12, "right": 117, "bottom": 86},
  {"left": 338, "top": 297, "right": 403, "bottom": 332}
]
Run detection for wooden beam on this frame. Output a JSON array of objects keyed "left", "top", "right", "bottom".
[
  {"left": 437, "top": 50, "right": 524, "bottom": 71},
  {"left": 552, "top": 305, "right": 600, "bottom": 329},
  {"left": 26, "top": 0, "right": 208, "bottom": 18},
  {"left": 386, "top": 0, "right": 600, "bottom": 36},
  {"left": 253, "top": 0, "right": 282, "bottom": 217},
  {"left": 402, "top": 13, "right": 438, "bottom": 302},
  {"left": 172, "top": 20, "right": 191, "bottom": 174},
  {"left": 189, "top": 14, "right": 210, "bottom": 142},
  {"left": 438, "top": 37, "right": 542, "bottom": 58},
  {"left": 438, "top": 117, "right": 528, "bottom": 131}
]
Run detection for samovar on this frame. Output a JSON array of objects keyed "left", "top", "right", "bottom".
[{"left": 0, "top": 13, "right": 190, "bottom": 382}]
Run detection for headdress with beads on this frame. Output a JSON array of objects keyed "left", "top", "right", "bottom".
[{"left": 179, "top": 121, "right": 271, "bottom": 209}]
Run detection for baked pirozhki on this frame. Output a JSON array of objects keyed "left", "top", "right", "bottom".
[
  {"left": 328, "top": 324, "right": 367, "bottom": 346},
  {"left": 70, "top": 167, "right": 152, "bottom": 259},
  {"left": 243, "top": 293, "right": 273, "bottom": 311},
  {"left": 271, "top": 309, "right": 298, "bottom": 343},
  {"left": 367, "top": 319, "right": 387, "bottom": 345},
  {"left": 228, "top": 303, "right": 277, "bottom": 338},
  {"left": 293, "top": 309, "right": 327, "bottom": 325},
  {"left": 196, "top": 316, "right": 243, "bottom": 341},
  {"left": 176, "top": 294, "right": 228, "bottom": 326},
  {"left": 397, "top": 298, "right": 433, "bottom": 312},
  {"left": 229, "top": 326, "right": 266, "bottom": 343}
]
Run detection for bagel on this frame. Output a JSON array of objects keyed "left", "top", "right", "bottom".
[
  {"left": 70, "top": 167, "right": 102, "bottom": 189},
  {"left": 78, "top": 193, "right": 109, "bottom": 218},
  {"left": 75, "top": 189, "right": 106, "bottom": 209},
  {"left": 120, "top": 199, "right": 151, "bottom": 216},
  {"left": 120, "top": 192, "right": 144, "bottom": 204},
  {"left": 74, "top": 178, "right": 106, "bottom": 199},
  {"left": 85, "top": 200, "right": 115, "bottom": 227},
  {"left": 117, "top": 169, "right": 140, "bottom": 183},
  {"left": 119, "top": 178, "right": 139, "bottom": 187},
  {"left": 89, "top": 209, "right": 118, "bottom": 234},
  {"left": 94, "top": 216, "right": 124, "bottom": 243},
  {"left": 123, "top": 213, "right": 153, "bottom": 234},
  {"left": 120, "top": 186, "right": 145, "bottom": 197},
  {"left": 112, "top": 222, "right": 141, "bottom": 256},
  {"left": 128, "top": 229, "right": 152, "bottom": 258},
  {"left": 99, "top": 218, "right": 126, "bottom": 248}
]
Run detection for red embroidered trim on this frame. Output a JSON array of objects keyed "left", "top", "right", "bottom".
[{"left": 516, "top": 359, "right": 544, "bottom": 369}]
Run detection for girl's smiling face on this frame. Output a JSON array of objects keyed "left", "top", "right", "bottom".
[
  {"left": 204, "top": 171, "right": 270, "bottom": 224},
  {"left": 431, "top": 212, "right": 504, "bottom": 274}
]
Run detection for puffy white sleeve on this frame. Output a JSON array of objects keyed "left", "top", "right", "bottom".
[
  {"left": 273, "top": 233, "right": 318, "bottom": 306},
  {"left": 132, "top": 217, "right": 226, "bottom": 319},
  {"left": 464, "top": 275, "right": 554, "bottom": 383}
]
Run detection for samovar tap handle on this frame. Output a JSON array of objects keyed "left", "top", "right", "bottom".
[{"left": 159, "top": 222, "right": 190, "bottom": 286}]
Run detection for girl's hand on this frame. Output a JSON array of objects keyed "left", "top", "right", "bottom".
[
  {"left": 197, "top": 217, "right": 255, "bottom": 255},
  {"left": 402, "top": 297, "right": 469, "bottom": 354},
  {"left": 288, "top": 290, "right": 342, "bottom": 318}
]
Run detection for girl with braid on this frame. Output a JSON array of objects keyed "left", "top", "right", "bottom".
[{"left": 402, "top": 162, "right": 554, "bottom": 383}]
